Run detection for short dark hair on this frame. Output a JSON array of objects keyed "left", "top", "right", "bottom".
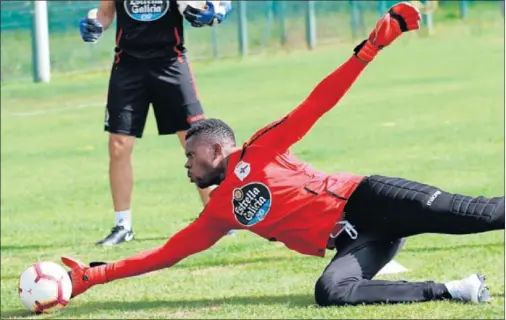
[{"left": 185, "top": 118, "right": 236, "bottom": 146}]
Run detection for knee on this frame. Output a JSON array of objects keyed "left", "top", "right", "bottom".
[
  {"left": 314, "top": 275, "right": 354, "bottom": 307},
  {"left": 478, "top": 196, "right": 505, "bottom": 230},
  {"left": 492, "top": 197, "right": 505, "bottom": 228},
  {"left": 109, "top": 134, "right": 135, "bottom": 161},
  {"left": 314, "top": 276, "right": 333, "bottom": 307}
]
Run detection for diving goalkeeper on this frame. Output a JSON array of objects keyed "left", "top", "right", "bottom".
[{"left": 62, "top": 3, "right": 504, "bottom": 307}]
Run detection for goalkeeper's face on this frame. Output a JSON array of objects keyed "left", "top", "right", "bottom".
[{"left": 184, "top": 136, "right": 228, "bottom": 189}]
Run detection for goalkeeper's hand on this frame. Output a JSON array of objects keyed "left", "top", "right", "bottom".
[
  {"left": 79, "top": 16, "right": 103, "bottom": 43},
  {"left": 184, "top": 1, "right": 220, "bottom": 28},
  {"left": 354, "top": 2, "right": 421, "bottom": 63},
  {"left": 61, "top": 257, "right": 108, "bottom": 299}
]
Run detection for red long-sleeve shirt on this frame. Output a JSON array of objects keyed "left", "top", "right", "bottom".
[{"left": 105, "top": 56, "right": 368, "bottom": 282}]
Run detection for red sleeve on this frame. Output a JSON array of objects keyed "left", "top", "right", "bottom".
[
  {"left": 244, "top": 56, "right": 367, "bottom": 154},
  {"left": 104, "top": 210, "right": 228, "bottom": 282}
]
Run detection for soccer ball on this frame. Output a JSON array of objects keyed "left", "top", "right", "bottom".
[
  {"left": 177, "top": 1, "right": 208, "bottom": 16},
  {"left": 18, "top": 261, "right": 72, "bottom": 314}
]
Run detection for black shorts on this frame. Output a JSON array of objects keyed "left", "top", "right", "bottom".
[{"left": 104, "top": 53, "right": 205, "bottom": 138}]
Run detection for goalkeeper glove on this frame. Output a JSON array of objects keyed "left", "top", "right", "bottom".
[
  {"left": 79, "top": 9, "right": 103, "bottom": 43},
  {"left": 184, "top": 1, "right": 231, "bottom": 28},
  {"left": 354, "top": 2, "right": 421, "bottom": 63},
  {"left": 61, "top": 256, "right": 108, "bottom": 299},
  {"left": 183, "top": 1, "right": 216, "bottom": 27}
]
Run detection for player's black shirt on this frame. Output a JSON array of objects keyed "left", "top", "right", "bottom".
[{"left": 114, "top": 0, "right": 186, "bottom": 59}]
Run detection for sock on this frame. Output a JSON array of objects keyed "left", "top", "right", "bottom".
[
  {"left": 443, "top": 280, "right": 462, "bottom": 300},
  {"left": 438, "top": 283, "right": 454, "bottom": 300},
  {"left": 115, "top": 210, "right": 132, "bottom": 230}
]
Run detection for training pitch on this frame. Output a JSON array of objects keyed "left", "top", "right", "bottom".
[{"left": 1, "top": 21, "right": 504, "bottom": 319}]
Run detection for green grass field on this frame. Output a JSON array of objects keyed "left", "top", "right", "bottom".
[{"left": 1, "top": 20, "right": 505, "bottom": 319}]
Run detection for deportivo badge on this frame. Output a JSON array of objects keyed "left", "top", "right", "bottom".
[{"left": 234, "top": 161, "right": 251, "bottom": 181}]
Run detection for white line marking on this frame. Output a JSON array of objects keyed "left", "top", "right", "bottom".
[{"left": 2, "top": 102, "right": 104, "bottom": 118}]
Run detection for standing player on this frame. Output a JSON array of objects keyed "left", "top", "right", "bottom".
[
  {"left": 79, "top": 0, "right": 234, "bottom": 245},
  {"left": 65, "top": 3, "right": 504, "bottom": 306}
]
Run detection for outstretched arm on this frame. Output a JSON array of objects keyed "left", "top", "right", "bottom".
[
  {"left": 244, "top": 56, "right": 367, "bottom": 153},
  {"left": 244, "top": 2, "right": 420, "bottom": 154},
  {"left": 62, "top": 212, "right": 229, "bottom": 298},
  {"left": 105, "top": 216, "right": 226, "bottom": 281}
]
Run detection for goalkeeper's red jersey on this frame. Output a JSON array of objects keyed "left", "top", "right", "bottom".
[
  {"left": 105, "top": 57, "right": 368, "bottom": 281},
  {"left": 200, "top": 146, "right": 365, "bottom": 257}
]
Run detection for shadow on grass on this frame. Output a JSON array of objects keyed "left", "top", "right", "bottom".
[
  {"left": 0, "top": 294, "right": 315, "bottom": 318},
  {"left": 4, "top": 292, "right": 505, "bottom": 318},
  {"left": 3, "top": 293, "right": 504, "bottom": 318},
  {"left": 0, "top": 309, "right": 34, "bottom": 319},
  {"left": 75, "top": 294, "right": 315, "bottom": 316},
  {"left": 403, "top": 241, "right": 504, "bottom": 253}
]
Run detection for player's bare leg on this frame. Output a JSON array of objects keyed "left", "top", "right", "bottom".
[
  {"left": 96, "top": 133, "right": 136, "bottom": 245},
  {"left": 177, "top": 131, "right": 236, "bottom": 236}
]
